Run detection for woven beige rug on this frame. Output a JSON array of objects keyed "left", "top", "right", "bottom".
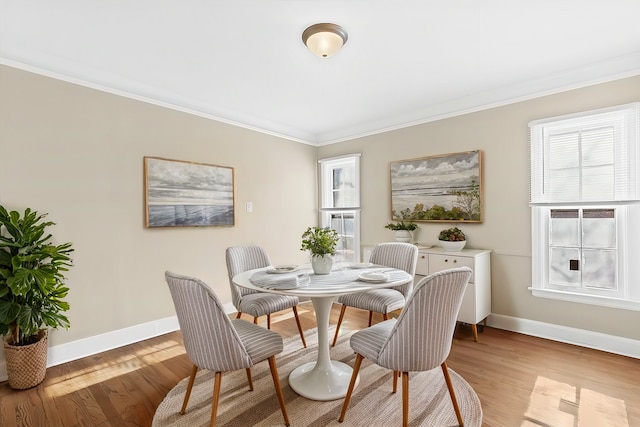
[{"left": 153, "top": 328, "right": 482, "bottom": 426}]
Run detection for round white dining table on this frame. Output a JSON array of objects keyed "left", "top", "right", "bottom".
[{"left": 232, "top": 264, "right": 413, "bottom": 401}]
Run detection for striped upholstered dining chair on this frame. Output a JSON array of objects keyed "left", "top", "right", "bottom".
[
  {"left": 165, "top": 271, "right": 290, "bottom": 427},
  {"left": 226, "top": 245, "right": 306, "bottom": 347},
  {"left": 339, "top": 267, "right": 473, "bottom": 427},
  {"left": 332, "top": 242, "right": 418, "bottom": 346}
]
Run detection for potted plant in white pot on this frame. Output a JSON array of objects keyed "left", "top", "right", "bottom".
[
  {"left": 384, "top": 221, "right": 418, "bottom": 243},
  {"left": 438, "top": 226, "right": 466, "bottom": 252},
  {"left": 300, "top": 226, "right": 339, "bottom": 275},
  {"left": 0, "top": 205, "right": 74, "bottom": 389}
]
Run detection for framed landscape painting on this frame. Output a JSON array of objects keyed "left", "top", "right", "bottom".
[
  {"left": 144, "top": 157, "right": 235, "bottom": 228},
  {"left": 390, "top": 150, "right": 482, "bottom": 222}
]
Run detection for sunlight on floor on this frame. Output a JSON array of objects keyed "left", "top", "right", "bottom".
[
  {"left": 43, "top": 339, "right": 186, "bottom": 398},
  {"left": 523, "top": 376, "right": 629, "bottom": 427}
]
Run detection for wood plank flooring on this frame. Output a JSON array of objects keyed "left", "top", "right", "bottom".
[{"left": 1, "top": 302, "right": 638, "bottom": 426}]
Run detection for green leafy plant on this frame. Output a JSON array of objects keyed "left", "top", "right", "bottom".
[
  {"left": 384, "top": 221, "right": 418, "bottom": 231},
  {"left": 300, "top": 227, "right": 339, "bottom": 257},
  {"left": 438, "top": 227, "right": 466, "bottom": 241},
  {"left": 0, "top": 205, "right": 74, "bottom": 346}
]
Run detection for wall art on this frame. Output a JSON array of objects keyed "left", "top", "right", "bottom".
[
  {"left": 390, "top": 150, "right": 482, "bottom": 222},
  {"left": 144, "top": 157, "right": 235, "bottom": 227}
]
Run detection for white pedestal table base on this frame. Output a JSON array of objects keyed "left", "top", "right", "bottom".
[{"left": 288, "top": 295, "right": 359, "bottom": 401}]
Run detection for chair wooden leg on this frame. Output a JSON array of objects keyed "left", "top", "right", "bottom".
[
  {"left": 402, "top": 372, "right": 409, "bottom": 427},
  {"left": 268, "top": 356, "right": 290, "bottom": 426},
  {"left": 383, "top": 313, "right": 389, "bottom": 321},
  {"left": 210, "top": 372, "right": 222, "bottom": 427},
  {"left": 245, "top": 368, "right": 253, "bottom": 391},
  {"left": 267, "top": 314, "right": 271, "bottom": 329},
  {"left": 392, "top": 370, "right": 399, "bottom": 393},
  {"left": 253, "top": 317, "right": 258, "bottom": 325},
  {"left": 292, "top": 306, "right": 307, "bottom": 348},
  {"left": 236, "top": 312, "right": 242, "bottom": 319},
  {"left": 339, "top": 353, "right": 364, "bottom": 423},
  {"left": 441, "top": 362, "right": 464, "bottom": 426},
  {"left": 332, "top": 305, "right": 347, "bottom": 347},
  {"left": 180, "top": 364, "right": 199, "bottom": 415},
  {"left": 368, "top": 311, "right": 374, "bottom": 327}
]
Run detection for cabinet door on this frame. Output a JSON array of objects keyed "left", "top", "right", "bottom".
[
  {"left": 428, "top": 254, "right": 475, "bottom": 283},
  {"left": 416, "top": 252, "right": 429, "bottom": 275},
  {"left": 457, "top": 282, "right": 476, "bottom": 324}
]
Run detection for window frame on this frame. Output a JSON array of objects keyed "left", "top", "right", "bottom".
[
  {"left": 318, "top": 154, "right": 361, "bottom": 263},
  {"left": 529, "top": 103, "right": 640, "bottom": 311}
]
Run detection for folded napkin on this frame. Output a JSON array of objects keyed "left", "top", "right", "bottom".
[{"left": 250, "top": 270, "right": 309, "bottom": 290}]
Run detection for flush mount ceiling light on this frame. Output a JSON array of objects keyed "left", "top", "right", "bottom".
[{"left": 302, "top": 23, "right": 348, "bottom": 58}]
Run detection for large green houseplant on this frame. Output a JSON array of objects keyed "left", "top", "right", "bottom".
[
  {"left": 0, "top": 205, "right": 74, "bottom": 389},
  {"left": 300, "top": 226, "right": 339, "bottom": 275}
]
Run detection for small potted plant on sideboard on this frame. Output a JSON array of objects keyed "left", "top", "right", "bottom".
[
  {"left": 384, "top": 221, "right": 418, "bottom": 243},
  {"left": 438, "top": 226, "right": 466, "bottom": 251}
]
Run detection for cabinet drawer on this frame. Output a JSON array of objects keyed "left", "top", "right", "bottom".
[
  {"left": 416, "top": 252, "right": 429, "bottom": 275},
  {"left": 428, "top": 254, "right": 475, "bottom": 283}
]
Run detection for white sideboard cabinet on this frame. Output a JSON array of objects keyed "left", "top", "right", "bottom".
[{"left": 416, "top": 247, "right": 491, "bottom": 342}]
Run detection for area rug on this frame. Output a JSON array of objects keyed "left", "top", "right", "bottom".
[{"left": 153, "top": 328, "right": 482, "bottom": 426}]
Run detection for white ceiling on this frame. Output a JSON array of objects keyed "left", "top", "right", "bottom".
[{"left": 2, "top": 1, "right": 640, "bottom": 145}]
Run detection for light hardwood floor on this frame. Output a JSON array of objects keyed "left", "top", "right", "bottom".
[{"left": 1, "top": 302, "right": 638, "bottom": 426}]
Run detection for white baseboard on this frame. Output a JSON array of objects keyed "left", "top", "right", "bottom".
[
  {"left": 487, "top": 314, "right": 640, "bottom": 359},
  {"left": 2, "top": 308, "right": 636, "bottom": 383},
  {"left": 0, "top": 304, "right": 237, "bottom": 382}
]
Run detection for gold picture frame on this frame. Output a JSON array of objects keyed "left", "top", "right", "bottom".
[{"left": 389, "top": 150, "right": 482, "bottom": 222}]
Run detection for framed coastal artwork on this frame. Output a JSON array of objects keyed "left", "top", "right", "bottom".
[
  {"left": 144, "top": 157, "right": 235, "bottom": 228},
  {"left": 389, "top": 150, "right": 482, "bottom": 222}
]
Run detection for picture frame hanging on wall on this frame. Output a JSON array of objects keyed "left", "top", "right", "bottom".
[
  {"left": 390, "top": 150, "right": 482, "bottom": 222},
  {"left": 144, "top": 156, "right": 235, "bottom": 228}
]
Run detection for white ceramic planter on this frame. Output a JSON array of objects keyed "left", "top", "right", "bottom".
[
  {"left": 394, "top": 230, "right": 412, "bottom": 243},
  {"left": 439, "top": 240, "right": 466, "bottom": 251},
  {"left": 311, "top": 254, "right": 333, "bottom": 274}
]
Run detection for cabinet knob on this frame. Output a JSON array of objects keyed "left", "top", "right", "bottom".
[{"left": 421, "top": 255, "right": 426, "bottom": 259}]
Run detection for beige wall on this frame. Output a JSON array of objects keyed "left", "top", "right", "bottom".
[
  {"left": 0, "top": 65, "right": 318, "bottom": 350},
  {"left": 318, "top": 74, "right": 640, "bottom": 341},
  {"left": 1, "top": 63, "right": 639, "bottom": 371}
]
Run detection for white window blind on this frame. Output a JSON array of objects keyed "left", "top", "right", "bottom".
[{"left": 530, "top": 103, "right": 639, "bottom": 204}]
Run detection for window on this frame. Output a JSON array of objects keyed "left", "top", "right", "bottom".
[
  {"left": 319, "top": 154, "right": 361, "bottom": 264},
  {"left": 529, "top": 103, "right": 640, "bottom": 310}
]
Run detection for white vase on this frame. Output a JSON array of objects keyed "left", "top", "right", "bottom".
[
  {"left": 311, "top": 254, "right": 333, "bottom": 275},
  {"left": 439, "top": 240, "right": 466, "bottom": 252},
  {"left": 394, "top": 230, "right": 412, "bottom": 243}
]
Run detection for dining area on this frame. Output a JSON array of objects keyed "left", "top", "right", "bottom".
[{"left": 155, "top": 241, "right": 481, "bottom": 427}]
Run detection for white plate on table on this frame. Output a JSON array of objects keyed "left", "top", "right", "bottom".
[
  {"left": 358, "top": 272, "right": 389, "bottom": 283},
  {"left": 267, "top": 265, "right": 299, "bottom": 274},
  {"left": 348, "top": 262, "right": 374, "bottom": 269}
]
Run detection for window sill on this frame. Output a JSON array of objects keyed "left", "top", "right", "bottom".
[{"left": 529, "top": 288, "right": 640, "bottom": 311}]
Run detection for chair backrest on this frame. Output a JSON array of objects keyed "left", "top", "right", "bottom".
[
  {"left": 376, "top": 267, "right": 472, "bottom": 372},
  {"left": 165, "top": 271, "right": 253, "bottom": 372},
  {"left": 225, "top": 245, "right": 271, "bottom": 308},
  {"left": 369, "top": 242, "right": 419, "bottom": 297}
]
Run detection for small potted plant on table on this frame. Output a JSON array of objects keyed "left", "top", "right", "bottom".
[
  {"left": 385, "top": 221, "right": 418, "bottom": 243},
  {"left": 438, "top": 226, "right": 466, "bottom": 251},
  {"left": 300, "top": 227, "right": 339, "bottom": 275}
]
